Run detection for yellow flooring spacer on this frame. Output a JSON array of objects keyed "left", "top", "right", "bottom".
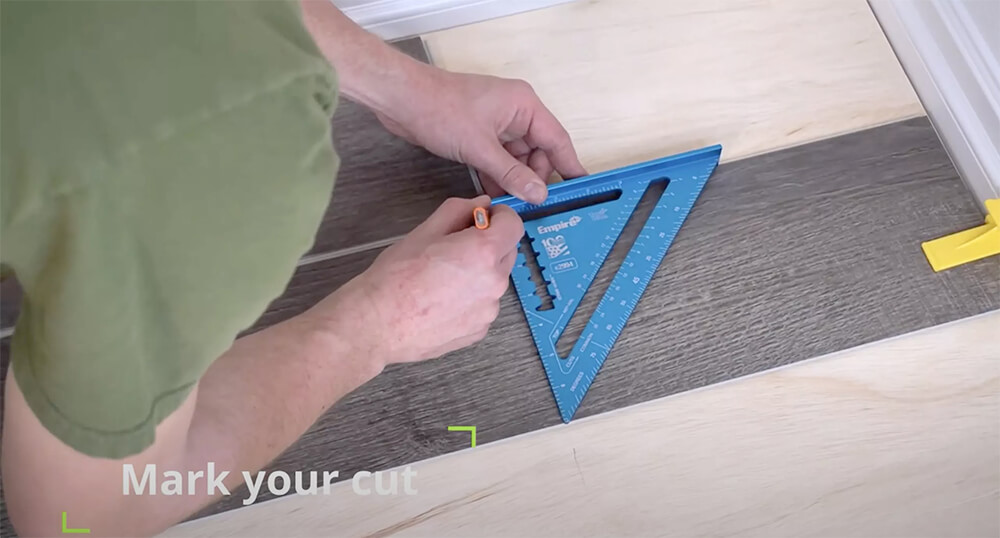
[{"left": 921, "top": 199, "right": 1000, "bottom": 272}]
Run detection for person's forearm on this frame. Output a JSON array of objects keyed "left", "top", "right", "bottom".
[
  {"left": 300, "top": 0, "right": 432, "bottom": 115},
  {"left": 157, "top": 305, "right": 384, "bottom": 532},
  {"left": 183, "top": 309, "right": 383, "bottom": 492},
  {"left": 3, "top": 295, "right": 383, "bottom": 537}
]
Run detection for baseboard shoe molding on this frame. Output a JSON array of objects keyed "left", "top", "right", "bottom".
[
  {"left": 868, "top": 0, "right": 1000, "bottom": 212},
  {"left": 338, "top": 0, "right": 577, "bottom": 41}
]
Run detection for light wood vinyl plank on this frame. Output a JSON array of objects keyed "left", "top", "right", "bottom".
[
  {"left": 163, "top": 310, "right": 1000, "bottom": 538},
  {"left": 423, "top": 0, "right": 925, "bottom": 174}
]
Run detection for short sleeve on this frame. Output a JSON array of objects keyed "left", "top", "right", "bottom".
[{"left": 1, "top": 1, "right": 340, "bottom": 458}]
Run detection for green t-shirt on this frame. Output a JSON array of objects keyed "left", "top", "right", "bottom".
[{"left": 1, "top": 1, "right": 340, "bottom": 458}]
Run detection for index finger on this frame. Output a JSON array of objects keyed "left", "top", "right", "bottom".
[{"left": 524, "top": 104, "right": 588, "bottom": 180}]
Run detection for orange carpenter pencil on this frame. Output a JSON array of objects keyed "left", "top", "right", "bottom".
[{"left": 473, "top": 207, "right": 490, "bottom": 229}]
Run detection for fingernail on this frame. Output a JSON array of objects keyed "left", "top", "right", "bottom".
[{"left": 524, "top": 182, "right": 547, "bottom": 204}]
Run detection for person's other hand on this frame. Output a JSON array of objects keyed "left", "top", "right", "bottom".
[
  {"left": 307, "top": 195, "right": 523, "bottom": 367},
  {"left": 376, "top": 69, "right": 588, "bottom": 204}
]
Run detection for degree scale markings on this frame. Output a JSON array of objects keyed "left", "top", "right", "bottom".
[{"left": 493, "top": 145, "right": 722, "bottom": 423}]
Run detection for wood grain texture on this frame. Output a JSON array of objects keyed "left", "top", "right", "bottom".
[
  {"left": 0, "top": 279, "right": 19, "bottom": 331},
  {"left": 163, "top": 311, "right": 1000, "bottom": 538},
  {"left": 310, "top": 38, "right": 476, "bottom": 255},
  {"left": 192, "top": 117, "right": 1000, "bottom": 518},
  {"left": 423, "top": 0, "right": 925, "bottom": 174},
  {"left": 246, "top": 248, "right": 383, "bottom": 334},
  {"left": 0, "top": 338, "right": 10, "bottom": 536}
]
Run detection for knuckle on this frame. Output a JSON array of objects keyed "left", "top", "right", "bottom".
[
  {"left": 470, "top": 239, "right": 494, "bottom": 262},
  {"left": 460, "top": 243, "right": 493, "bottom": 271},
  {"left": 496, "top": 215, "right": 526, "bottom": 244},
  {"left": 408, "top": 251, "right": 433, "bottom": 274},
  {"left": 440, "top": 197, "right": 466, "bottom": 212},
  {"left": 493, "top": 204, "right": 522, "bottom": 225},
  {"left": 492, "top": 274, "right": 510, "bottom": 297},
  {"left": 480, "top": 300, "right": 501, "bottom": 324},
  {"left": 511, "top": 216, "right": 527, "bottom": 236},
  {"left": 501, "top": 162, "right": 529, "bottom": 185},
  {"left": 492, "top": 202, "right": 518, "bottom": 217},
  {"left": 551, "top": 129, "right": 573, "bottom": 149},
  {"left": 510, "top": 78, "right": 535, "bottom": 96}
]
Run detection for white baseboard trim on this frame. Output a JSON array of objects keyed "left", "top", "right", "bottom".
[
  {"left": 868, "top": 0, "right": 1000, "bottom": 212},
  {"left": 337, "top": 0, "right": 576, "bottom": 41}
]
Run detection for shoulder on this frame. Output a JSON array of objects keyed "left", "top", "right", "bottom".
[
  {"left": 0, "top": 1, "right": 341, "bottom": 458},
  {"left": 1, "top": 0, "right": 337, "bottom": 223}
]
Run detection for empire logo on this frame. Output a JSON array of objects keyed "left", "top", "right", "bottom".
[
  {"left": 537, "top": 216, "right": 582, "bottom": 234},
  {"left": 541, "top": 235, "right": 569, "bottom": 258}
]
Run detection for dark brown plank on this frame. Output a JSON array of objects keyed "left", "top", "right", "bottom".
[
  {"left": 309, "top": 38, "right": 477, "bottom": 254},
  {"left": 1, "top": 338, "right": 10, "bottom": 535},
  {"left": 0, "top": 278, "right": 19, "bottom": 330},
  {"left": 246, "top": 248, "right": 383, "bottom": 333},
  {"left": 195, "top": 116, "right": 999, "bottom": 515}
]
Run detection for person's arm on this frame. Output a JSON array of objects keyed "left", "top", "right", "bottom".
[
  {"left": 300, "top": 0, "right": 588, "bottom": 204},
  {"left": 3, "top": 313, "right": 368, "bottom": 536},
  {"left": 2, "top": 196, "right": 523, "bottom": 537},
  {"left": 299, "top": 0, "right": 418, "bottom": 114}
]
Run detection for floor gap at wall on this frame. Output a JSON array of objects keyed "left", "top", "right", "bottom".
[{"left": 336, "top": 0, "right": 579, "bottom": 41}]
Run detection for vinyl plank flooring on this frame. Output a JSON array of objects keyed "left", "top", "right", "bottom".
[
  {"left": 0, "top": 338, "right": 11, "bottom": 536},
  {"left": 194, "top": 117, "right": 999, "bottom": 517},
  {"left": 245, "top": 248, "right": 383, "bottom": 333},
  {"left": 423, "top": 0, "right": 924, "bottom": 174},
  {"left": 309, "top": 37, "right": 476, "bottom": 255},
  {"left": 0, "top": 279, "right": 19, "bottom": 332},
  {"left": 165, "top": 312, "right": 1000, "bottom": 538}
]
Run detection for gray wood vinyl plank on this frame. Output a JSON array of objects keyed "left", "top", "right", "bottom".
[
  {"left": 245, "top": 248, "right": 384, "bottom": 334},
  {"left": 2, "top": 116, "right": 997, "bottom": 534},
  {"left": 0, "top": 338, "right": 10, "bottom": 536},
  {"left": 191, "top": 116, "right": 999, "bottom": 516},
  {"left": 0, "top": 279, "right": 19, "bottom": 331}
]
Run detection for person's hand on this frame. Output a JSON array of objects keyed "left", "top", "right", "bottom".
[
  {"left": 376, "top": 67, "right": 588, "bottom": 204},
  {"left": 307, "top": 195, "right": 524, "bottom": 367},
  {"left": 299, "top": 2, "right": 584, "bottom": 203}
]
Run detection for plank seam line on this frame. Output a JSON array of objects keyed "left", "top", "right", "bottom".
[
  {"left": 296, "top": 235, "right": 404, "bottom": 267},
  {"left": 169, "top": 309, "right": 1000, "bottom": 530}
]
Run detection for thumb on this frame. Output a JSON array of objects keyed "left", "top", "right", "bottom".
[{"left": 471, "top": 140, "right": 548, "bottom": 205}]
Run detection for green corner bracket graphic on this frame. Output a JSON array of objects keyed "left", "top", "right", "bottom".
[
  {"left": 447, "top": 425, "right": 476, "bottom": 448},
  {"left": 62, "top": 512, "right": 90, "bottom": 534}
]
